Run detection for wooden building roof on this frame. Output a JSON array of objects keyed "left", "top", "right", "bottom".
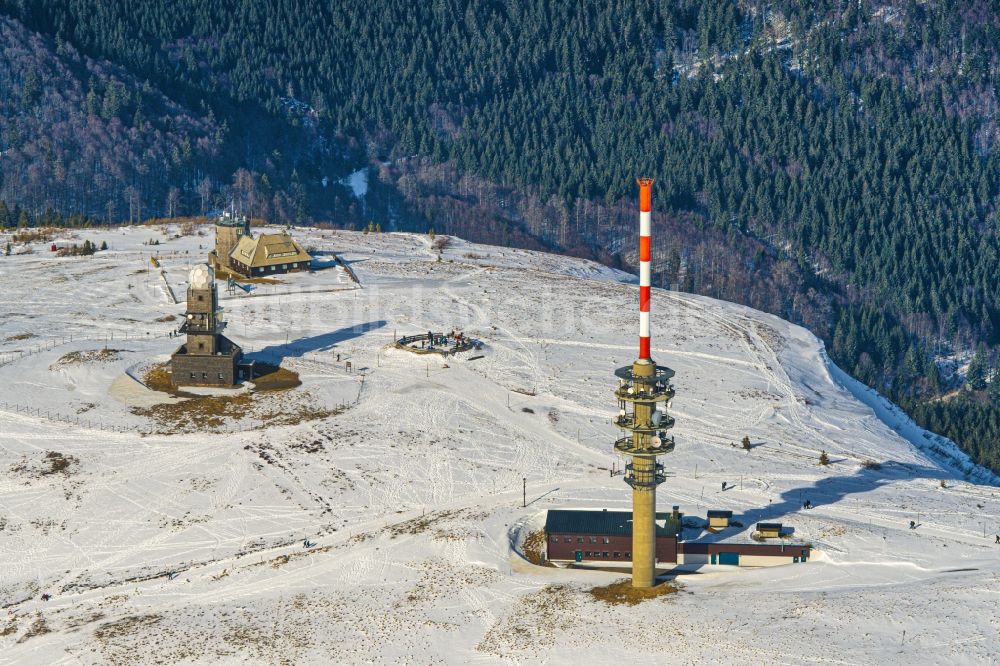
[{"left": 230, "top": 232, "right": 312, "bottom": 268}]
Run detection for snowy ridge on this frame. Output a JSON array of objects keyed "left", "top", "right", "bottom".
[
  {"left": 820, "top": 344, "right": 1000, "bottom": 487},
  {"left": 0, "top": 225, "right": 998, "bottom": 664}
]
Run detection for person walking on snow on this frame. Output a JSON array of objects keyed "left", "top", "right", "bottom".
[{"left": 995, "top": 534, "right": 999, "bottom": 544}]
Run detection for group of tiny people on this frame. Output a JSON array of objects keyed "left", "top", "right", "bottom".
[{"left": 418, "top": 330, "right": 475, "bottom": 350}]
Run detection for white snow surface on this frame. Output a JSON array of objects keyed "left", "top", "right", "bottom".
[
  {"left": 0, "top": 225, "right": 998, "bottom": 665},
  {"left": 342, "top": 168, "right": 368, "bottom": 199}
]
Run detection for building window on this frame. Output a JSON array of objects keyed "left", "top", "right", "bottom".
[
  {"left": 198, "top": 343, "right": 204, "bottom": 351},
  {"left": 625, "top": 552, "right": 631, "bottom": 559},
  {"left": 292, "top": 263, "right": 298, "bottom": 268},
  {"left": 603, "top": 551, "right": 609, "bottom": 558},
  {"left": 603, "top": 537, "right": 610, "bottom": 544},
  {"left": 550, "top": 536, "right": 558, "bottom": 543},
  {"left": 585, "top": 551, "right": 591, "bottom": 557},
  {"left": 202, "top": 372, "right": 207, "bottom": 379},
  {"left": 576, "top": 537, "right": 583, "bottom": 544},
  {"left": 218, "top": 373, "right": 224, "bottom": 380},
  {"left": 564, "top": 537, "right": 571, "bottom": 543},
  {"left": 197, "top": 294, "right": 203, "bottom": 301},
  {"left": 614, "top": 552, "right": 621, "bottom": 558},
  {"left": 589, "top": 537, "right": 597, "bottom": 544},
  {"left": 189, "top": 373, "right": 195, "bottom": 379}
]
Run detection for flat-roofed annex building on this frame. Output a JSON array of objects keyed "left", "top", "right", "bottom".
[{"left": 228, "top": 232, "right": 313, "bottom": 277}]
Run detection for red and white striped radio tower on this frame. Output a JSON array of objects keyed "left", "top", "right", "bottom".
[
  {"left": 612, "top": 176, "right": 678, "bottom": 589},
  {"left": 638, "top": 177, "right": 653, "bottom": 360}
]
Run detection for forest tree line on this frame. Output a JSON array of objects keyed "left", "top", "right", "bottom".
[{"left": 1, "top": 1, "right": 999, "bottom": 471}]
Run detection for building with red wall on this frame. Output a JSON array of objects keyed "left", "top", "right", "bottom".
[
  {"left": 543, "top": 508, "right": 811, "bottom": 568},
  {"left": 544, "top": 509, "right": 680, "bottom": 564}
]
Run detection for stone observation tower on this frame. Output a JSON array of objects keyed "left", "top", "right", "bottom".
[
  {"left": 212, "top": 210, "right": 251, "bottom": 271},
  {"left": 170, "top": 264, "right": 243, "bottom": 386},
  {"left": 613, "top": 177, "right": 677, "bottom": 588}
]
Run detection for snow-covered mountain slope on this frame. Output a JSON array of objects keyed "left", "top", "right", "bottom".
[{"left": 1, "top": 225, "right": 998, "bottom": 664}]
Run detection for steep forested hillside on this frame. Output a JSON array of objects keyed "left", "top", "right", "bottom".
[
  {"left": 0, "top": 17, "right": 224, "bottom": 223},
  {"left": 1, "top": 0, "right": 999, "bottom": 470}
]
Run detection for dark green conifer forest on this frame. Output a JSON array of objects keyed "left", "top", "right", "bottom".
[{"left": 1, "top": 1, "right": 998, "bottom": 470}]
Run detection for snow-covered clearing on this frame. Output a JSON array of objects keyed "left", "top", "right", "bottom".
[{"left": 0, "top": 225, "right": 998, "bottom": 664}]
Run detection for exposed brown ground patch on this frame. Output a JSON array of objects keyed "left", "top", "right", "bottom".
[
  {"left": 16, "top": 615, "right": 50, "bottom": 643},
  {"left": 51, "top": 348, "right": 123, "bottom": 367},
  {"left": 588, "top": 578, "right": 679, "bottom": 606},
  {"left": 136, "top": 361, "right": 323, "bottom": 433},
  {"left": 522, "top": 528, "right": 555, "bottom": 567},
  {"left": 141, "top": 362, "right": 191, "bottom": 396},
  {"left": 0, "top": 617, "right": 17, "bottom": 637},
  {"left": 8, "top": 450, "right": 79, "bottom": 479},
  {"left": 42, "top": 451, "right": 77, "bottom": 476},
  {"left": 388, "top": 510, "right": 460, "bottom": 538},
  {"left": 132, "top": 389, "right": 340, "bottom": 434},
  {"left": 252, "top": 363, "right": 302, "bottom": 390},
  {"left": 477, "top": 584, "right": 575, "bottom": 656},
  {"left": 133, "top": 392, "right": 246, "bottom": 431},
  {"left": 94, "top": 614, "right": 163, "bottom": 642},
  {"left": 142, "top": 362, "right": 171, "bottom": 387},
  {"left": 11, "top": 229, "right": 52, "bottom": 243}
]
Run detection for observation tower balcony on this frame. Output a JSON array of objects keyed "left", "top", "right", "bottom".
[{"left": 179, "top": 316, "right": 226, "bottom": 334}]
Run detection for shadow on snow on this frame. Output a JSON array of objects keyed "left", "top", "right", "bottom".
[{"left": 247, "top": 320, "right": 387, "bottom": 365}]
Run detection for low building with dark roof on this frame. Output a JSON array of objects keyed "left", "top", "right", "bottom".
[
  {"left": 679, "top": 540, "right": 810, "bottom": 567},
  {"left": 543, "top": 509, "right": 810, "bottom": 568},
  {"left": 544, "top": 509, "right": 680, "bottom": 565},
  {"left": 756, "top": 522, "right": 784, "bottom": 539},
  {"left": 707, "top": 509, "right": 734, "bottom": 530}
]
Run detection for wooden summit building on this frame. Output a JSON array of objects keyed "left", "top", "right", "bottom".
[
  {"left": 211, "top": 212, "right": 312, "bottom": 278},
  {"left": 170, "top": 264, "right": 244, "bottom": 386}
]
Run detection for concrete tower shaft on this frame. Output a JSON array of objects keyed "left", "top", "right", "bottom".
[{"left": 613, "top": 177, "right": 677, "bottom": 589}]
